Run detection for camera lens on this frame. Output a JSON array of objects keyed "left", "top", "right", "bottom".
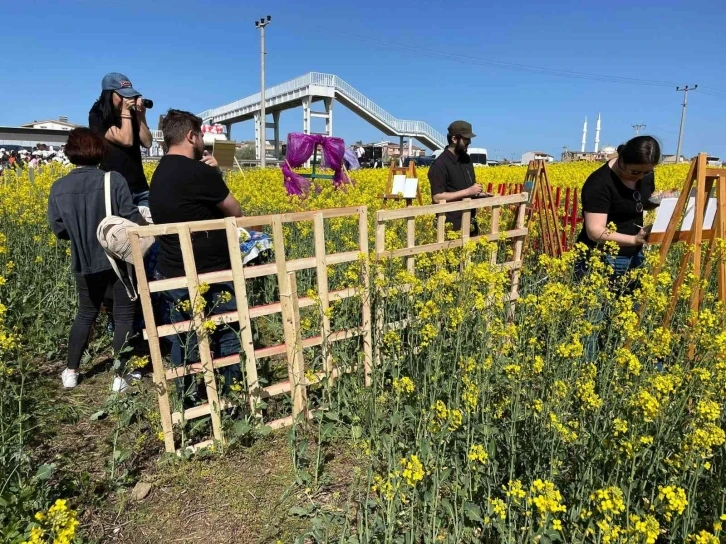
[{"left": 142, "top": 98, "right": 153, "bottom": 109}]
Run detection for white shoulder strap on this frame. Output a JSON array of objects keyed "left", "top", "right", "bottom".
[
  {"left": 104, "top": 171, "right": 112, "bottom": 217},
  {"left": 102, "top": 171, "right": 138, "bottom": 301}
]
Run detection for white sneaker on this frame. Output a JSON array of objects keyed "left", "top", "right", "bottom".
[
  {"left": 61, "top": 369, "right": 78, "bottom": 389},
  {"left": 112, "top": 376, "right": 130, "bottom": 393}
]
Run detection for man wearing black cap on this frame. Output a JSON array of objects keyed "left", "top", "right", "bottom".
[
  {"left": 89, "top": 72, "right": 153, "bottom": 207},
  {"left": 428, "top": 120, "right": 485, "bottom": 233}
]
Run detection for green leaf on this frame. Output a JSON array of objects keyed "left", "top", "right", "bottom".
[
  {"left": 90, "top": 410, "right": 107, "bottom": 421},
  {"left": 463, "top": 502, "right": 483, "bottom": 523},
  {"left": 35, "top": 464, "right": 55, "bottom": 481},
  {"left": 289, "top": 505, "right": 313, "bottom": 517},
  {"left": 351, "top": 425, "right": 362, "bottom": 440}
]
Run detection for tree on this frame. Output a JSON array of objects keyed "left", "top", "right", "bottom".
[{"left": 236, "top": 146, "right": 256, "bottom": 161}]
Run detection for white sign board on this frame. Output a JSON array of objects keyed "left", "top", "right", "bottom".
[
  {"left": 651, "top": 195, "right": 717, "bottom": 233},
  {"left": 391, "top": 175, "right": 419, "bottom": 199}
]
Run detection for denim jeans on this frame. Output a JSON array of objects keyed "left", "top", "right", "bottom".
[
  {"left": 154, "top": 270, "right": 241, "bottom": 399},
  {"left": 132, "top": 190, "right": 150, "bottom": 208},
  {"left": 576, "top": 251, "right": 645, "bottom": 360}
]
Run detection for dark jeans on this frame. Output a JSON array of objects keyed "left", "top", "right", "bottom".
[
  {"left": 154, "top": 271, "right": 241, "bottom": 396},
  {"left": 575, "top": 251, "right": 645, "bottom": 360},
  {"left": 68, "top": 270, "right": 136, "bottom": 370},
  {"left": 132, "top": 190, "right": 150, "bottom": 208}
]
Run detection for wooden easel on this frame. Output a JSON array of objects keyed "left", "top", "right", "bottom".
[
  {"left": 381, "top": 160, "right": 422, "bottom": 206},
  {"left": 523, "top": 159, "right": 564, "bottom": 258},
  {"left": 642, "top": 153, "right": 726, "bottom": 334}
]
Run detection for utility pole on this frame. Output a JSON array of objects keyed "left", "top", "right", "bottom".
[
  {"left": 255, "top": 15, "right": 272, "bottom": 168},
  {"left": 675, "top": 85, "right": 697, "bottom": 164},
  {"left": 632, "top": 124, "right": 646, "bottom": 136}
]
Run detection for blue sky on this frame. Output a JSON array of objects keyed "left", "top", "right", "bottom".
[{"left": 2, "top": 0, "right": 725, "bottom": 160}]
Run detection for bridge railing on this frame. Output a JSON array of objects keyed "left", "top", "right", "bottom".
[
  {"left": 199, "top": 73, "right": 316, "bottom": 121},
  {"left": 198, "top": 72, "right": 446, "bottom": 148}
]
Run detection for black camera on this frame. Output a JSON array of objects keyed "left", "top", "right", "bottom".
[{"left": 141, "top": 98, "right": 153, "bottom": 109}]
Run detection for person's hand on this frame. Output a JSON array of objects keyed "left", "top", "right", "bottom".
[
  {"left": 121, "top": 98, "right": 136, "bottom": 113},
  {"left": 134, "top": 97, "right": 147, "bottom": 117},
  {"left": 633, "top": 225, "right": 652, "bottom": 245},
  {"left": 467, "top": 183, "right": 483, "bottom": 197},
  {"left": 201, "top": 152, "right": 219, "bottom": 168}
]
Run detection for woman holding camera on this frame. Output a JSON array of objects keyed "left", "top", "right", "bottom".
[{"left": 89, "top": 72, "right": 153, "bottom": 207}]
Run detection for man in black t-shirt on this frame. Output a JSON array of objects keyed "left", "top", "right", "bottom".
[
  {"left": 150, "top": 109, "right": 243, "bottom": 395},
  {"left": 89, "top": 73, "right": 153, "bottom": 206},
  {"left": 428, "top": 120, "right": 486, "bottom": 233}
]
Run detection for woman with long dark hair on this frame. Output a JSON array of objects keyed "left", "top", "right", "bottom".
[
  {"left": 576, "top": 135, "right": 661, "bottom": 278},
  {"left": 88, "top": 72, "right": 153, "bottom": 207},
  {"left": 48, "top": 128, "right": 143, "bottom": 391}
]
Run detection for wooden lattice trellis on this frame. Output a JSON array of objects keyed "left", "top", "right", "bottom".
[
  {"left": 128, "top": 207, "right": 372, "bottom": 453},
  {"left": 128, "top": 195, "right": 528, "bottom": 453},
  {"left": 373, "top": 193, "right": 529, "bottom": 362}
]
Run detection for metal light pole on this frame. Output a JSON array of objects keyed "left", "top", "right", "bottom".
[
  {"left": 675, "top": 85, "right": 697, "bottom": 164},
  {"left": 255, "top": 15, "right": 271, "bottom": 168}
]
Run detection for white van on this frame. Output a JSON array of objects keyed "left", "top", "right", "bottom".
[{"left": 431, "top": 147, "right": 488, "bottom": 166}]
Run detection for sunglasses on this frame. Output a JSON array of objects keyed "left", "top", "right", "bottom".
[
  {"left": 618, "top": 159, "right": 653, "bottom": 177},
  {"left": 633, "top": 190, "right": 643, "bottom": 213}
]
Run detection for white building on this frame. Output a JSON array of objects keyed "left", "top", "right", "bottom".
[
  {"left": 521, "top": 151, "right": 554, "bottom": 164},
  {"left": 20, "top": 117, "right": 78, "bottom": 131}
]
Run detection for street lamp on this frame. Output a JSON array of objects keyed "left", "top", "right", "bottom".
[{"left": 255, "top": 15, "right": 272, "bottom": 167}]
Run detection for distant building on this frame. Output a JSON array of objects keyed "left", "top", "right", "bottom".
[
  {"left": 20, "top": 116, "right": 78, "bottom": 131},
  {"left": 561, "top": 148, "right": 616, "bottom": 162},
  {"left": 662, "top": 154, "right": 687, "bottom": 164},
  {"left": 521, "top": 151, "right": 554, "bottom": 164}
]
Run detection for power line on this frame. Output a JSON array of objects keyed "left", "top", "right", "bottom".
[
  {"left": 323, "top": 31, "right": 726, "bottom": 96},
  {"left": 632, "top": 124, "right": 646, "bottom": 135}
]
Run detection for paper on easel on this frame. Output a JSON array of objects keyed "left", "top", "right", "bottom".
[
  {"left": 391, "top": 175, "right": 418, "bottom": 199},
  {"left": 403, "top": 178, "right": 418, "bottom": 199},
  {"left": 391, "top": 175, "right": 406, "bottom": 195},
  {"left": 652, "top": 196, "right": 717, "bottom": 233}
]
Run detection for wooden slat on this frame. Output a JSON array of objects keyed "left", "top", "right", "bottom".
[
  {"left": 146, "top": 288, "right": 359, "bottom": 340},
  {"left": 129, "top": 206, "right": 363, "bottom": 238},
  {"left": 283, "top": 271, "right": 307, "bottom": 418},
  {"left": 128, "top": 230, "right": 176, "bottom": 454},
  {"left": 648, "top": 229, "right": 716, "bottom": 244},
  {"left": 689, "top": 153, "right": 708, "bottom": 320},
  {"left": 717, "top": 177, "right": 726, "bottom": 303},
  {"left": 359, "top": 207, "right": 373, "bottom": 387},
  {"left": 225, "top": 217, "right": 261, "bottom": 415},
  {"left": 377, "top": 229, "right": 528, "bottom": 259},
  {"left": 377, "top": 192, "right": 527, "bottom": 222},
  {"left": 165, "top": 354, "right": 240, "bottom": 380},
  {"left": 313, "top": 213, "right": 333, "bottom": 377},
  {"left": 461, "top": 198, "right": 471, "bottom": 245},
  {"left": 148, "top": 270, "right": 232, "bottom": 293},
  {"left": 490, "top": 206, "right": 500, "bottom": 265},
  {"left": 406, "top": 217, "right": 416, "bottom": 273},
  {"left": 706, "top": 168, "right": 725, "bottom": 179},
  {"left": 178, "top": 225, "right": 224, "bottom": 444},
  {"left": 510, "top": 202, "right": 528, "bottom": 304}
]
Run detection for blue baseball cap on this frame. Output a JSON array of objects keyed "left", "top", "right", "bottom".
[{"left": 101, "top": 72, "right": 141, "bottom": 98}]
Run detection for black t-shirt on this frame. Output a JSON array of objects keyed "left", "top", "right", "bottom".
[
  {"left": 428, "top": 149, "right": 478, "bottom": 231},
  {"left": 88, "top": 106, "right": 149, "bottom": 194},
  {"left": 576, "top": 162, "right": 657, "bottom": 257},
  {"left": 149, "top": 155, "right": 231, "bottom": 277}
]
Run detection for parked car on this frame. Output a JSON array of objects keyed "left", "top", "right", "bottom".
[{"left": 403, "top": 156, "right": 435, "bottom": 167}]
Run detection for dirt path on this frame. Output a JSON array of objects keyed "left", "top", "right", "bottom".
[{"left": 34, "top": 356, "right": 361, "bottom": 543}]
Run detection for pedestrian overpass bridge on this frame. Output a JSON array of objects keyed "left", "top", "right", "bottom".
[{"left": 196, "top": 72, "right": 447, "bottom": 160}]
